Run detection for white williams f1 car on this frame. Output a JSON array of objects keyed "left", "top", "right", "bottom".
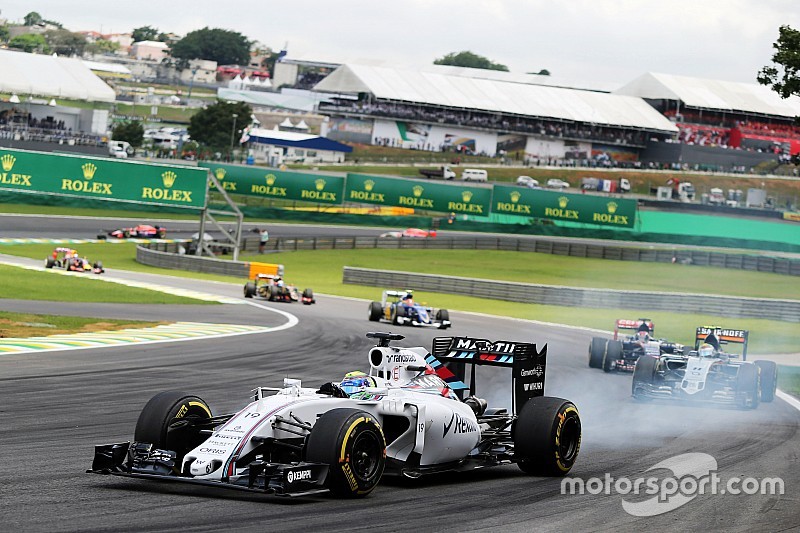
[
  {"left": 89, "top": 333, "right": 581, "bottom": 498},
  {"left": 631, "top": 326, "right": 777, "bottom": 409}
]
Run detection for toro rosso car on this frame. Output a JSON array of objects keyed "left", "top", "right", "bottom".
[
  {"left": 368, "top": 290, "right": 450, "bottom": 329},
  {"left": 44, "top": 247, "right": 104, "bottom": 274},
  {"left": 631, "top": 326, "right": 777, "bottom": 409},
  {"left": 244, "top": 274, "right": 315, "bottom": 304},
  {"left": 89, "top": 333, "right": 581, "bottom": 498},
  {"left": 589, "top": 318, "right": 684, "bottom": 372},
  {"left": 99, "top": 224, "right": 166, "bottom": 239}
]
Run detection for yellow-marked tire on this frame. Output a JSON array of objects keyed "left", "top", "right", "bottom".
[
  {"left": 305, "top": 408, "right": 386, "bottom": 498},
  {"left": 513, "top": 397, "right": 581, "bottom": 476},
  {"left": 134, "top": 390, "right": 212, "bottom": 463}
]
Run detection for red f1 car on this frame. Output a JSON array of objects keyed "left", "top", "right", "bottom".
[{"left": 45, "top": 247, "right": 104, "bottom": 274}]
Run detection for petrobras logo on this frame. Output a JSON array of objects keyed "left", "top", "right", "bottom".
[{"left": 287, "top": 469, "right": 312, "bottom": 484}]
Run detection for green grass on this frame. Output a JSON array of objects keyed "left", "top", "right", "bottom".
[
  {"left": 778, "top": 366, "right": 800, "bottom": 396},
  {"left": 0, "top": 310, "right": 160, "bottom": 338},
  {"left": 0, "top": 263, "right": 213, "bottom": 304},
  {"left": 2, "top": 243, "right": 799, "bottom": 353}
]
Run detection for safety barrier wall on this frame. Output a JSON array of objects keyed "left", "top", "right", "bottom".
[
  {"left": 342, "top": 267, "right": 800, "bottom": 322},
  {"left": 136, "top": 244, "right": 248, "bottom": 277}
]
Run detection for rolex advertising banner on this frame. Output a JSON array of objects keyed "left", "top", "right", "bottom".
[
  {"left": 492, "top": 185, "right": 637, "bottom": 227},
  {"left": 200, "top": 163, "right": 344, "bottom": 205},
  {"left": 0, "top": 148, "right": 207, "bottom": 209},
  {"left": 345, "top": 173, "right": 492, "bottom": 216}
]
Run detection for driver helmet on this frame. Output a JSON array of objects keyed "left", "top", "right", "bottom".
[
  {"left": 339, "top": 371, "right": 376, "bottom": 396},
  {"left": 637, "top": 331, "right": 650, "bottom": 343},
  {"left": 698, "top": 343, "right": 715, "bottom": 358},
  {"left": 402, "top": 291, "right": 414, "bottom": 302}
]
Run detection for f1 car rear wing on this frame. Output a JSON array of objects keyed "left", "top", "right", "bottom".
[
  {"left": 694, "top": 326, "right": 749, "bottom": 360},
  {"left": 613, "top": 318, "right": 653, "bottom": 340},
  {"left": 431, "top": 336, "right": 546, "bottom": 414}
]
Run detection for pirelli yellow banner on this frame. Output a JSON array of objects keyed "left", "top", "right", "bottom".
[{"left": 0, "top": 148, "right": 207, "bottom": 209}]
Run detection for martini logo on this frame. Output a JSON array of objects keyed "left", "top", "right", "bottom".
[
  {"left": 162, "top": 171, "right": 177, "bottom": 188},
  {"left": 349, "top": 178, "right": 384, "bottom": 202},
  {"left": 1, "top": 154, "right": 16, "bottom": 172},
  {"left": 82, "top": 163, "right": 97, "bottom": 180},
  {"left": 301, "top": 177, "right": 336, "bottom": 202},
  {"left": 62, "top": 162, "right": 111, "bottom": 195},
  {"left": 251, "top": 172, "right": 286, "bottom": 197},
  {"left": 544, "top": 195, "right": 579, "bottom": 219},
  {"left": 592, "top": 200, "right": 629, "bottom": 225},
  {"left": 413, "top": 185, "right": 424, "bottom": 197},
  {"left": 0, "top": 153, "right": 32, "bottom": 188}
]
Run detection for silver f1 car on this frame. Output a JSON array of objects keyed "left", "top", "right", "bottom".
[
  {"left": 631, "top": 326, "right": 777, "bottom": 409},
  {"left": 589, "top": 318, "right": 684, "bottom": 373},
  {"left": 89, "top": 333, "right": 581, "bottom": 498}
]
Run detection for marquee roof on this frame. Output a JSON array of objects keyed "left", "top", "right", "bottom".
[
  {"left": 614, "top": 72, "right": 800, "bottom": 118},
  {"left": 314, "top": 64, "right": 678, "bottom": 133},
  {"left": 0, "top": 49, "right": 116, "bottom": 103}
]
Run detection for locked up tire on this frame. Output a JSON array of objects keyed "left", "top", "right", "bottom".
[
  {"left": 603, "top": 340, "right": 622, "bottom": 373},
  {"left": 588, "top": 337, "right": 606, "bottom": 369},
  {"left": 134, "top": 390, "right": 212, "bottom": 463},
  {"left": 244, "top": 281, "right": 256, "bottom": 298},
  {"left": 755, "top": 360, "right": 777, "bottom": 403},
  {"left": 304, "top": 408, "right": 386, "bottom": 498},
  {"left": 368, "top": 301, "right": 382, "bottom": 322},
  {"left": 735, "top": 363, "right": 760, "bottom": 410},
  {"left": 513, "top": 397, "right": 581, "bottom": 476}
]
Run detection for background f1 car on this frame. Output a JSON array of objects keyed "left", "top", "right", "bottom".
[
  {"left": 631, "top": 326, "right": 777, "bottom": 409},
  {"left": 98, "top": 224, "right": 167, "bottom": 239},
  {"left": 244, "top": 273, "right": 314, "bottom": 304},
  {"left": 588, "top": 318, "right": 684, "bottom": 373},
  {"left": 368, "top": 290, "right": 450, "bottom": 329},
  {"left": 89, "top": 333, "right": 581, "bottom": 499},
  {"left": 45, "top": 247, "right": 104, "bottom": 274}
]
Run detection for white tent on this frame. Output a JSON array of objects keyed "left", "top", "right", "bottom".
[
  {"left": 614, "top": 72, "right": 800, "bottom": 118},
  {"left": 295, "top": 119, "right": 309, "bottom": 130},
  {"left": 314, "top": 63, "right": 678, "bottom": 133},
  {"left": 0, "top": 48, "right": 115, "bottom": 102},
  {"left": 279, "top": 117, "right": 295, "bottom": 129}
]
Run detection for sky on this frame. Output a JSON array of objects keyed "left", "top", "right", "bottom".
[{"left": 2, "top": 0, "right": 798, "bottom": 89}]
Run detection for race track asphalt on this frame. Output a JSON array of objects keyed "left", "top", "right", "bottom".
[{"left": 1, "top": 267, "right": 798, "bottom": 532}]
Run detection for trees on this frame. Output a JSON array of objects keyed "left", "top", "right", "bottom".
[
  {"left": 433, "top": 51, "right": 509, "bottom": 72},
  {"left": 0, "top": 25, "right": 9, "bottom": 44},
  {"left": 188, "top": 100, "right": 252, "bottom": 153},
  {"left": 23, "top": 12, "right": 43, "bottom": 26},
  {"left": 86, "top": 39, "right": 120, "bottom": 55},
  {"left": 9, "top": 34, "right": 48, "bottom": 53},
  {"left": 171, "top": 27, "right": 251, "bottom": 66},
  {"left": 758, "top": 25, "right": 800, "bottom": 99},
  {"left": 112, "top": 120, "right": 145, "bottom": 148},
  {"left": 132, "top": 26, "right": 159, "bottom": 42},
  {"left": 44, "top": 29, "right": 87, "bottom": 56}
]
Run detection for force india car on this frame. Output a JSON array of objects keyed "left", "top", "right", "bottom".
[
  {"left": 99, "top": 224, "right": 167, "bottom": 239},
  {"left": 631, "top": 326, "right": 777, "bottom": 409},
  {"left": 588, "top": 318, "right": 684, "bottom": 372},
  {"left": 89, "top": 333, "right": 581, "bottom": 498},
  {"left": 368, "top": 290, "right": 450, "bottom": 329},
  {"left": 44, "top": 247, "right": 104, "bottom": 274},
  {"left": 244, "top": 274, "right": 315, "bottom": 304}
]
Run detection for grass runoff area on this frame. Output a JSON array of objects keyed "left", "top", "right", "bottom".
[
  {"left": 1, "top": 242, "right": 799, "bottom": 355},
  {"left": 0, "top": 311, "right": 162, "bottom": 339}
]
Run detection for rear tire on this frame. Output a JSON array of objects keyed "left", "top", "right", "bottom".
[
  {"left": 45, "top": 257, "right": 55, "bottom": 268},
  {"left": 244, "top": 281, "right": 256, "bottom": 298},
  {"left": 632, "top": 355, "right": 658, "bottom": 401},
  {"left": 157, "top": 228, "right": 166, "bottom": 239},
  {"left": 368, "top": 301, "right": 382, "bottom": 321},
  {"left": 754, "top": 360, "right": 777, "bottom": 403},
  {"left": 603, "top": 340, "right": 622, "bottom": 373},
  {"left": 513, "top": 397, "right": 581, "bottom": 476},
  {"left": 269, "top": 284, "right": 279, "bottom": 301},
  {"left": 133, "top": 391, "right": 212, "bottom": 463},
  {"left": 736, "top": 363, "right": 760, "bottom": 409},
  {"left": 304, "top": 408, "right": 386, "bottom": 498},
  {"left": 436, "top": 309, "right": 450, "bottom": 327},
  {"left": 588, "top": 337, "right": 606, "bottom": 369}
]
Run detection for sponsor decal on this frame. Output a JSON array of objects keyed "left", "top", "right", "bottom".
[
  {"left": 211, "top": 168, "right": 237, "bottom": 191},
  {"left": 520, "top": 365, "right": 544, "bottom": 378},
  {"left": 342, "top": 463, "right": 359, "bottom": 491},
  {"left": 198, "top": 447, "right": 226, "bottom": 455},
  {"left": 141, "top": 171, "right": 192, "bottom": 202},
  {"left": 62, "top": 163, "right": 113, "bottom": 195},
  {"left": 443, "top": 411, "right": 478, "bottom": 437},
  {"left": 386, "top": 353, "right": 417, "bottom": 363},
  {"left": 523, "top": 382, "right": 544, "bottom": 391},
  {"left": 287, "top": 469, "right": 312, "bottom": 484},
  {"left": 454, "top": 338, "right": 516, "bottom": 354},
  {"left": 0, "top": 154, "right": 33, "bottom": 188},
  {"left": 544, "top": 196, "right": 579, "bottom": 219}
]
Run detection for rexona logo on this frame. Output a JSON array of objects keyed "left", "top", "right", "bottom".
[
  {"left": 0, "top": 154, "right": 33, "bottom": 188},
  {"left": 544, "top": 196, "right": 579, "bottom": 219},
  {"left": 62, "top": 162, "right": 113, "bottom": 195},
  {"left": 349, "top": 178, "right": 385, "bottom": 202},
  {"left": 212, "top": 167, "right": 237, "bottom": 191},
  {"left": 142, "top": 171, "right": 194, "bottom": 202},
  {"left": 399, "top": 184, "right": 433, "bottom": 208},
  {"left": 592, "top": 201, "right": 629, "bottom": 225},
  {"left": 495, "top": 189, "right": 531, "bottom": 214},
  {"left": 251, "top": 173, "right": 287, "bottom": 196},
  {"left": 301, "top": 178, "right": 336, "bottom": 201},
  {"left": 443, "top": 411, "right": 478, "bottom": 437}
]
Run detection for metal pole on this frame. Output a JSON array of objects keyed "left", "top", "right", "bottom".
[{"left": 230, "top": 113, "right": 238, "bottom": 161}]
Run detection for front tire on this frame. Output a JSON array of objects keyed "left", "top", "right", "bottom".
[
  {"left": 588, "top": 337, "right": 606, "bottom": 369},
  {"left": 244, "top": 281, "right": 256, "bottom": 298},
  {"left": 755, "top": 360, "right": 777, "bottom": 403},
  {"left": 45, "top": 257, "right": 55, "bottom": 268},
  {"left": 304, "top": 408, "right": 386, "bottom": 498},
  {"left": 133, "top": 391, "right": 212, "bottom": 464},
  {"left": 603, "top": 340, "right": 622, "bottom": 373},
  {"left": 302, "top": 288, "right": 314, "bottom": 304},
  {"left": 514, "top": 397, "right": 581, "bottom": 476},
  {"left": 736, "top": 363, "right": 760, "bottom": 409},
  {"left": 632, "top": 355, "right": 658, "bottom": 401},
  {"left": 368, "top": 301, "right": 382, "bottom": 321}
]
